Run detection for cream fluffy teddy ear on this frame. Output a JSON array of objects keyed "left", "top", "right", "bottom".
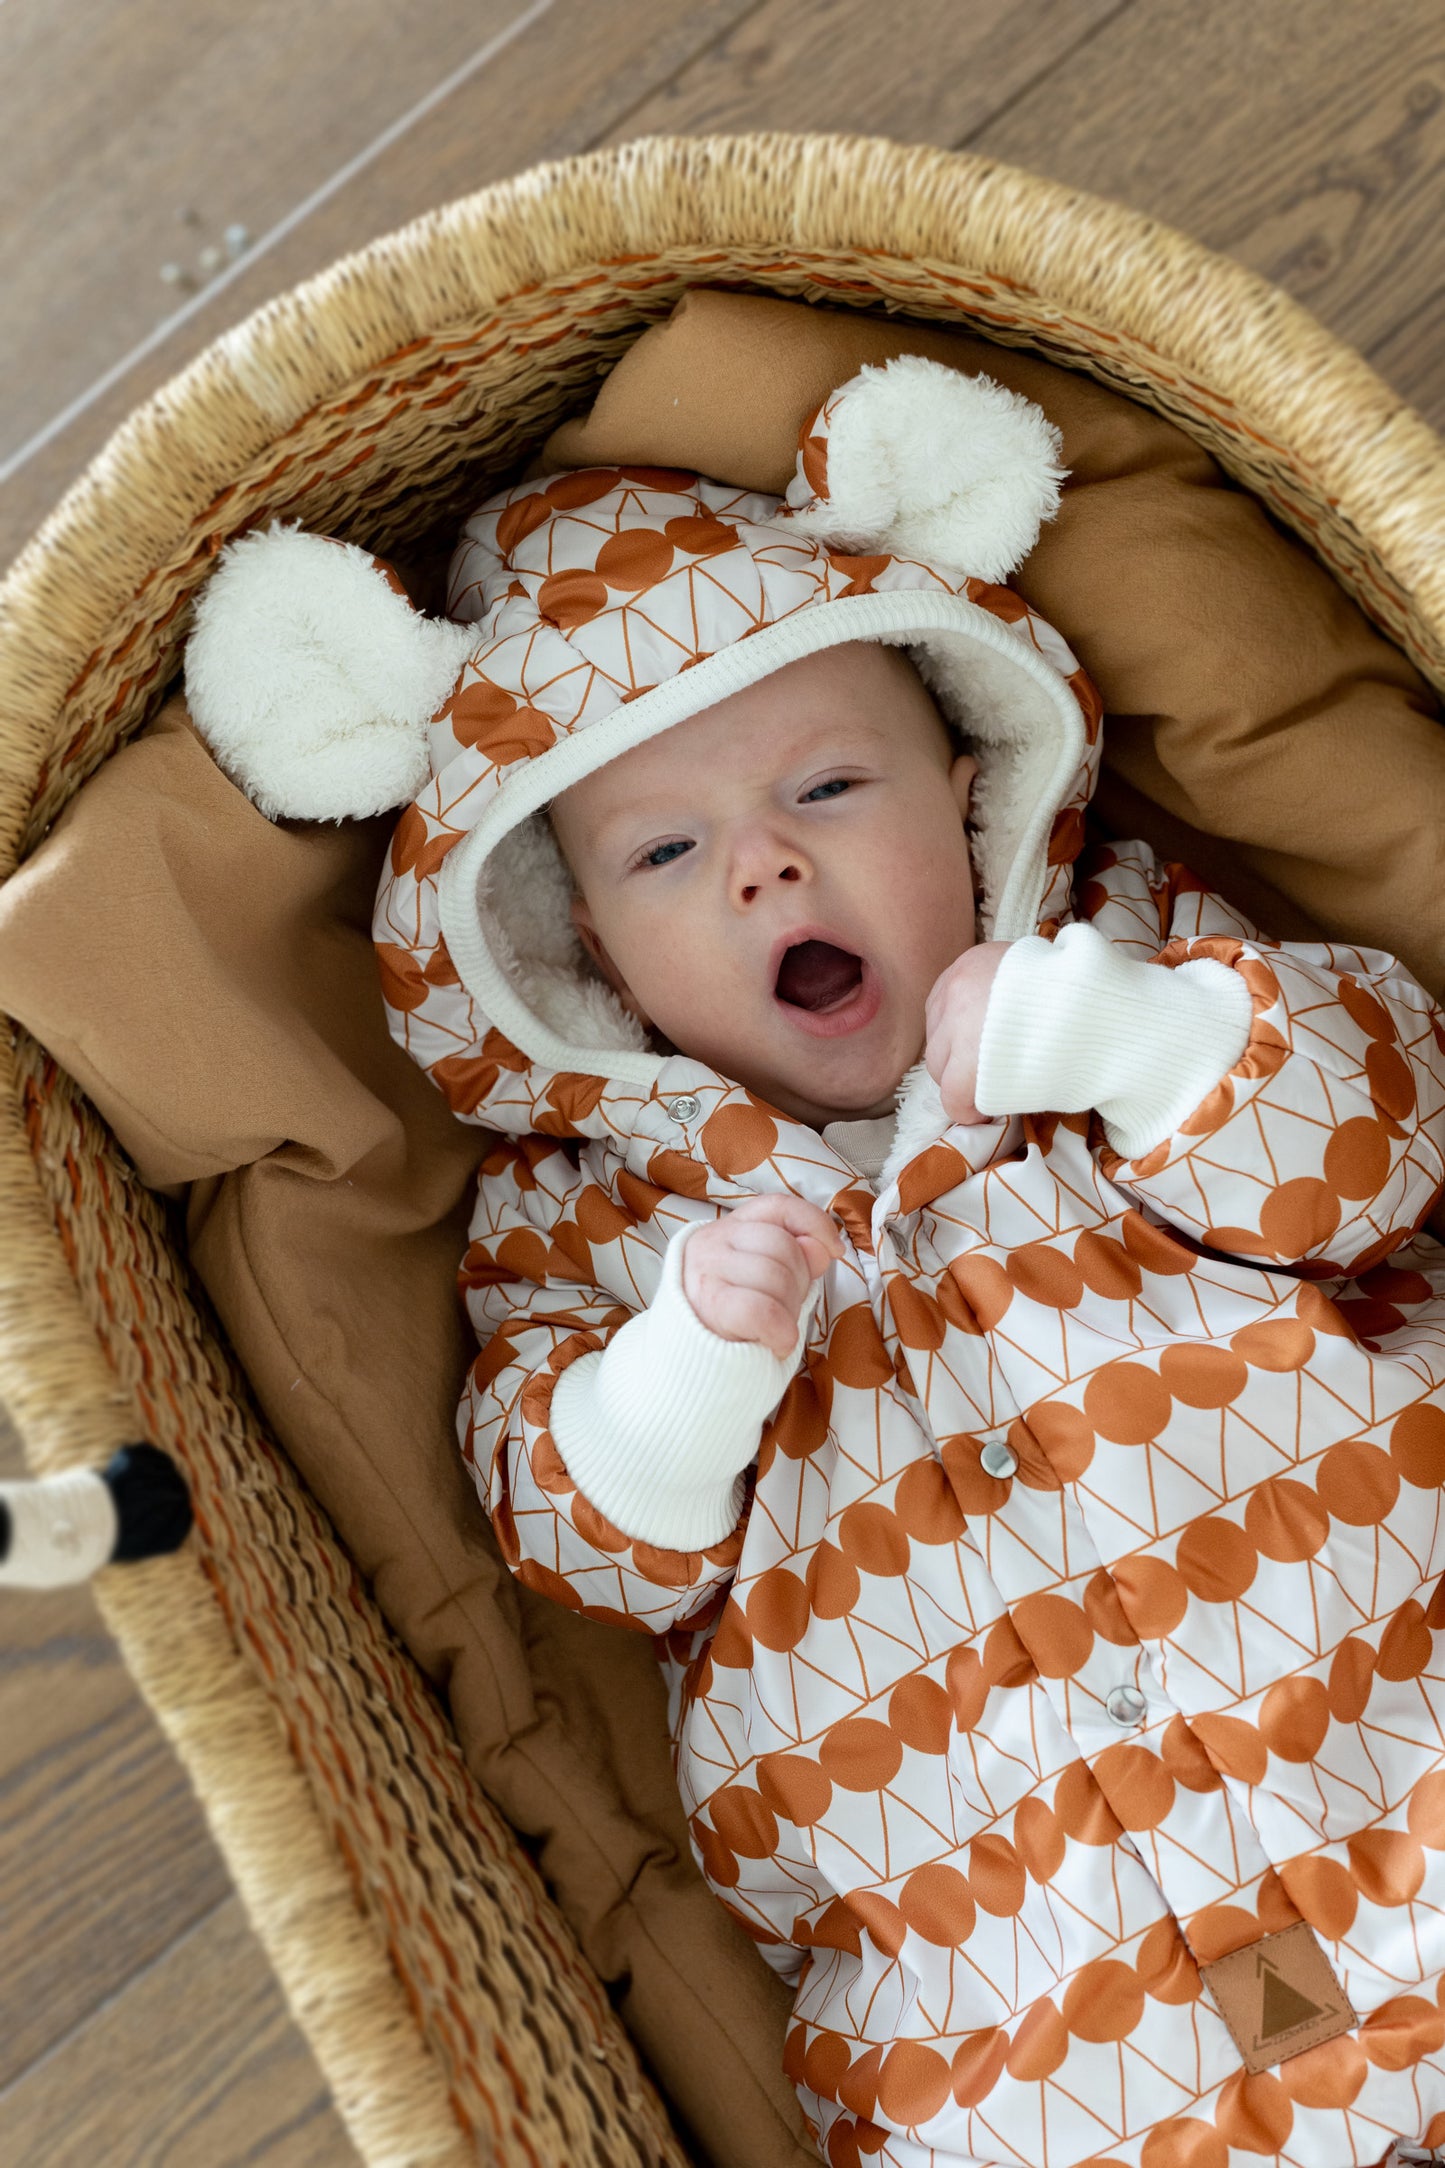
[
  {"left": 776, "top": 354, "right": 1066, "bottom": 581},
  {"left": 183, "top": 523, "right": 477, "bottom": 822}
]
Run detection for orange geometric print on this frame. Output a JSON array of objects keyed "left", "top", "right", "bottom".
[
  {"left": 371, "top": 457, "right": 1445, "bottom": 2163},
  {"left": 452, "top": 836, "right": 1445, "bottom": 2167}
]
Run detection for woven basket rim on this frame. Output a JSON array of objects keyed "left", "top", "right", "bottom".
[{"left": 2, "top": 131, "right": 1443, "bottom": 863}]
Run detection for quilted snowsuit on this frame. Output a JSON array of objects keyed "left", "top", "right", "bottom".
[{"left": 371, "top": 372, "right": 1445, "bottom": 2168}]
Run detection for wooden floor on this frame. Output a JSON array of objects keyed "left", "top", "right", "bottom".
[{"left": 1, "top": 1, "right": 1442, "bottom": 2159}]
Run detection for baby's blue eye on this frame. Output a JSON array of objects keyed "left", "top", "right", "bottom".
[{"left": 635, "top": 781, "right": 852, "bottom": 868}]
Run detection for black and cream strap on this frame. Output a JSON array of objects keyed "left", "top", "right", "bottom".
[{"left": 0, "top": 1444, "right": 192, "bottom": 1590}]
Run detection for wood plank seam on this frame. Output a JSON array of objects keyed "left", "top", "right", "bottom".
[
  {"left": 0, "top": 1891, "right": 232, "bottom": 2106},
  {"left": 0, "top": 0, "right": 558, "bottom": 490},
  {"left": 582, "top": 0, "right": 773, "bottom": 150},
  {"left": 949, "top": 0, "right": 1138, "bottom": 152}
]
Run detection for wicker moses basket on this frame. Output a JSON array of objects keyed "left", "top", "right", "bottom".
[{"left": 3, "top": 133, "right": 1444, "bottom": 2168}]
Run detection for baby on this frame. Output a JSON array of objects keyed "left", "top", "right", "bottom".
[
  {"left": 188, "top": 353, "right": 1445, "bottom": 2168},
  {"left": 547, "top": 638, "right": 1001, "bottom": 1361},
  {"left": 534, "top": 632, "right": 1445, "bottom": 2168}
]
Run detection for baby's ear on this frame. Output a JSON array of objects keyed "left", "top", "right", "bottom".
[
  {"left": 569, "top": 897, "right": 655, "bottom": 1029},
  {"left": 567, "top": 897, "right": 602, "bottom": 958},
  {"left": 949, "top": 750, "right": 979, "bottom": 817}
]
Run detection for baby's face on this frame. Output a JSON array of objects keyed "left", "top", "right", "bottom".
[{"left": 549, "top": 642, "right": 979, "bottom": 1129}]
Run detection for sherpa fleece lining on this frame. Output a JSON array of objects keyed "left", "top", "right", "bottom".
[{"left": 437, "top": 588, "right": 1086, "bottom": 1092}]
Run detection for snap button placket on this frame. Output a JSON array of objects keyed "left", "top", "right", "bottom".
[
  {"left": 665, "top": 1094, "right": 701, "bottom": 1124},
  {"left": 1105, "top": 1684, "right": 1148, "bottom": 1728},
  {"left": 980, "top": 1440, "right": 1018, "bottom": 1479}
]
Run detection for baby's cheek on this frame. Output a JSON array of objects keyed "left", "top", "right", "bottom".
[{"left": 897, "top": 846, "right": 976, "bottom": 960}]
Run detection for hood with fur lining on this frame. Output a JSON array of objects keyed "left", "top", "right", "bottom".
[{"left": 185, "top": 357, "right": 1103, "bottom": 1193}]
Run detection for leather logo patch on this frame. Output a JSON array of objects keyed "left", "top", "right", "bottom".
[{"left": 1200, "top": 1923, "right": 1356, "bottom": 2073}]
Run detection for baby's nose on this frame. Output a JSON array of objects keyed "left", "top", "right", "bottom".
[
  {"left": 738, "top": 861, "right": 803, "bottom": 902},
  {"left": 731, "top": 826, "right": 811, "bottom": 904}
]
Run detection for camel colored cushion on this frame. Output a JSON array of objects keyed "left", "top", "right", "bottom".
[
  {"left": 2, "top": 287, "right": 1443, "bottom": 2168},
  {"left": 0, "top": 695, "right": 809, "bottom": 2168}
]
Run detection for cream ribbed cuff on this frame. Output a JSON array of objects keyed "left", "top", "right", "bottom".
[
  {"left": 975, "top": 920, "right": 1255, "bottom": 1159},
  {"left": 546, "top": 1220, "right": 821, "bottom": 1551}
]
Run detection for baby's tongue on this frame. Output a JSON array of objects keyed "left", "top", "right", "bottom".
[{"left": 776, "top": 939, "right": 863, "bottom": 1012}]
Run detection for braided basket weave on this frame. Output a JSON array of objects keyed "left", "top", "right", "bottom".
[{"left": 1, "top": 134, "right": 1443, "bottom": 2167}]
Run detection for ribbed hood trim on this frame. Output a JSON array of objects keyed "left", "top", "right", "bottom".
[{"left": 437, "top": 587, "right": 1086, "bottom": 1092}]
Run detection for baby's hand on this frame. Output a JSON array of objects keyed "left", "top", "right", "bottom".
[
  {"left": 681, "top": 1195, "right": 845, "bottom": 1360},
  {"left": 924, "top": 941, "right": 1012, "bottom": 1123}
]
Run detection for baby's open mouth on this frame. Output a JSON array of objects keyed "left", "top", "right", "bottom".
[{"left": 774, "top": 939, "right": 865, "bottom": 1013}]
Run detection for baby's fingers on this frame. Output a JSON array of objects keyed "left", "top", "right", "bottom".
[
  {"left": 710, "top": 1232, "right": 810, "bottom": 1313},
  {"left": 729, "top": 1192, "right": 844, "bottom": 1268},
  {"left": 701, "top": 1282, "right": 806, "bottom": 1361}
]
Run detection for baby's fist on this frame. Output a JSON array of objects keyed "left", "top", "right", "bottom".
[
  {"left": 682, "top": 1195, "right": 844, "bottom": 1360},
  {"left": 924, "top": 941, "right": 1011, "bottom": 1124}
]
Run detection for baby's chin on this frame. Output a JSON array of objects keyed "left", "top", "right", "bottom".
[
  {"left": 668, "top": 1021, "right": 917, "bottom": 1129},
  {"left": 766, "top": 1071, "right": 910, "bottom": 1129}
]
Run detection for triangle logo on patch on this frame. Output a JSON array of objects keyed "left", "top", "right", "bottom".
[
  {"left": 1200, "top": 1921, "right": 1356, "bottom": 2074},
  {"left": 1258, "top": 1955, "right": 1324, "bottom": 2039}
]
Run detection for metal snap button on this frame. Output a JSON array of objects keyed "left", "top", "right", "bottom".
[
  {"left": 980, "top": 1440, "right": 1018, "bottom": 1479},
  {"left": 1105, "top": 1684, "right": 1148, "bottom": 1727},
  {"left": 665, "top": 1094, "right": 701, "bottom": 1123}
]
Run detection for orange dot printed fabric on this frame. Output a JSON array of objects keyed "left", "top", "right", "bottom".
[{"left": 371, "top": 421, "right": 1445, "bottom": 2167}]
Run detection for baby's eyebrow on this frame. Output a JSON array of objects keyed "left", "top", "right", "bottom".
[{"left": 583, "top": 724, "right": 886, "bottom": 858}]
